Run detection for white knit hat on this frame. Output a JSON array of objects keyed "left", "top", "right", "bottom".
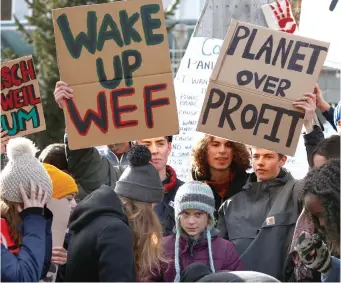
[
  {"left": 0, "top": 137, "right": 52, "bottom": 203},
  {"left": 173, "top": 181, "right": 216, "bottom": 282}
]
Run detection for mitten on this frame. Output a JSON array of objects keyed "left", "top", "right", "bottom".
[{"left": 295, "top": 231, "right": 332, "bottom": 274}]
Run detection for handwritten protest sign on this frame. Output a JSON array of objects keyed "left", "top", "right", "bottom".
[
  {"left": 197, "top": 19, "right": 329, "bottom": 156},
  {"left": 299, "top": 0, "right": 341, "bottom": 70},
  {"left": 1, "top": 56, "right": 46, "bottom": 137},
  {"left": 168, "top": 37, "right": 222, "bottom": 181},
  {"left": 42, "top": 199, "right": 70, "bottom": 282},
  {"left": 52, "top": 0, "right": 178, "bottom": 149}
]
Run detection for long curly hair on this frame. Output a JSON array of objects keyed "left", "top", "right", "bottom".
[
  {"left": 301, "top": 158, "right": 340, "bottom": 255},
  {"left": 120, "top": 197, "right": 168, "bottom": 281},
  {"left": 0, "top": 198, "right": 22, "bottom": 246},
  {"left": 192, "top": 135, "right": 251, "bottom": 179}
]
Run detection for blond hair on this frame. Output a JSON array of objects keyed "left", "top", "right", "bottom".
[{"left": 120, "top": 197, "right": 168, "bottom": 281}]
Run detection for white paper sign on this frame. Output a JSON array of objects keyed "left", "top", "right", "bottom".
[
  {"left": 168, "top": 37, "right": 223, "bottom": 181},
  {"left": 41, "top": 198, "right": 71, "bottom": 282},
  {"left": 299, "top": 0, "right": 341, "bottom": 70}
]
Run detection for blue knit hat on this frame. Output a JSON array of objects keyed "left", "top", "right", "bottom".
[
  {"left": 334, "top": 101, "right": 341, "bottom": 126},
  {"left": 173, "top": 181, "right": 216, "bottom": 282}
]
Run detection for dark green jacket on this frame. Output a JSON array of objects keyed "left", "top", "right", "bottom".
[{"left": 64, "top": 134, "right": 121, "bottom": 200}]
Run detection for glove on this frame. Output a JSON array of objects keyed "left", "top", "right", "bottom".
[{"left": 294, "top": 231, "right": 332, "bottom": 274}]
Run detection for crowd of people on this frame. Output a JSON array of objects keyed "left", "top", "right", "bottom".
[{"left": 0, "top": 80, "right": 340, "bottom": 282}]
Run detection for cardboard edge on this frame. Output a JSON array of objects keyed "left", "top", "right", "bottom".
[
  {"left": 68, "top": 126, "right": 180, "bottom": 150},
  {"left": 210, "top": 19, "right": 239, "bottom": 81},
  {"left": 0, "top": 55, "right": 33, "bottom": 67}
]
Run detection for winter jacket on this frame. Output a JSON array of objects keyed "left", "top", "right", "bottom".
[
  {"left": 154, "top": 166, "right": 184, "bottom": 236},
  {"left": 64, "top": 134, "right": 121, "bottom": 200},
  {"left": 1, "top": 207, "right": 53, "bottom": 282},
  {"left": 151, "top": 228, "right": 243, "bottom": 282},
  {"left": 65, "top": 184, "right": 135, "bottom": 282},
  {"left": 218, "top": 169, "right": 303, "bottom": 281},
  {"left": 322, "top": 107, "right": 337, "bottom": 131},
  {"left": 97, "top": 145, "right": 130, "bottom": 170},
  {"left": 192, "top": 169, "right": 249, "bottom": 219},
  {"left": 303, "top": 126, "right": 325, "bottom": 167}
]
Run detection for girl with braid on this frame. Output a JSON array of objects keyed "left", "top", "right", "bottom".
[{"left": 295, "top": 159, "right": 340, "bottom": 282}]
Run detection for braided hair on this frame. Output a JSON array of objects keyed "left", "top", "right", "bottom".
[{"left": 302, "top": 158, "right": 340, "bottom": 255}]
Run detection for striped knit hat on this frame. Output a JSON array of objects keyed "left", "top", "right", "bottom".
[{"left": 174, "top": 181, "right": 216, "bottom": 282}]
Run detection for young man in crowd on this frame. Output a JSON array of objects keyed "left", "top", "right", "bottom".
[
  {"left": 217, "top": 93, "right": 320, "bottom": 280},
  {"left": 191, "top": 135, "right": 251, "bottom": 214},
  {"left": 218, "top": 147, "right": 301, "bottom": 281},
  {"left": 135, "top": 136, "right": 183, "bottom": 235}
]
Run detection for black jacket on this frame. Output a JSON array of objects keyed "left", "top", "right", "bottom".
[
  {"left": 154, "top": 166, "right": 184, "bottom": 236},
  {"left": 65, "top": 185, "right": 135, "bottom": 282},
  {"left": 303, "top": 126, "right": 325, "bottom": 167},
  {"left": 322, "top": 107, "right": 337, "bottom": 131}
]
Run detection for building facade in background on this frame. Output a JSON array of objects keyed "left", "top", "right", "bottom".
[{"left": 1, "top": 0, "right": 340, "bottom": 103}]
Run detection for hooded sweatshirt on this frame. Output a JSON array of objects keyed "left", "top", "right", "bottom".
[{"left": 64, "top": 185, "right": 136, "bottom": 282}]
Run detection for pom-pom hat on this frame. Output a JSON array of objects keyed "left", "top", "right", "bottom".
[
  {"left": 114, "top": 145, "right": 164, "bottom": 203},
  {"left": 173, "top": 181, "right": 216, "bottom": 282},
  {"left": 0, "top": 137, "right": 52, "bottom": 203}
]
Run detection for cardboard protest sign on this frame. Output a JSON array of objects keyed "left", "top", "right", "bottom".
[
  {"left": 197, "top": 19, "right": 329, "bottom": 156},
  {"left": 168, "top": 37, "right": 223, "bottom": 181},
  {"left": 1, "top": 56, "right": 46, "bottom": 137},
  {"left": 41, "top": 198, "right": 71, "bottom": 282},
  {"left": 299, "top": 0, "right": 341, "bottom": 70},
  {"left": 52, "top": 0, "right": 178, "bottom": 149}
]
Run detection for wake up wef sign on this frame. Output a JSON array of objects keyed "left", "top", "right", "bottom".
[
  {"left": 197, "top": 19, "right": 329, "bottom": 156},
  {"left": 52, "top": 0, "right": 178, "bottom": 149}
]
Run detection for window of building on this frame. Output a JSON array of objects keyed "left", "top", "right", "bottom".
[{"left": 1, "top": 0, "right": 13, "bottom": 21}]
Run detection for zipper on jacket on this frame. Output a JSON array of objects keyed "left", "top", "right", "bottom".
[{"left": 188, "top": 238, "right": 198, "bottom": 257}]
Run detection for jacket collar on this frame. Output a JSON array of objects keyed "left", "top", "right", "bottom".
[{"left": 242, "top": 168, "right": 293, "bottom": 191}]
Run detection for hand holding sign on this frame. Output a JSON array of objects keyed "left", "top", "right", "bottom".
[
  {"left": 54, "top": 81, "right": 74, "bottom": 109},
  {"left": 293, "top": 93, "right": 317, "bottom": 122},
  {"left": 51, "top": 246, "right": 67, "bottom": 265},
  {"left": 314, "top": 84, "right": 331, "bottom": 113}
]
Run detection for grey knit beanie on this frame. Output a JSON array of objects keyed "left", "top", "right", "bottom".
[
  {"left": 174, "top": 181, "right": 216, "bottom": 282},
  {"left": 114, "top": 145, "right": 164, "bottom": 203},
  {"left": 0, "top": 137, "right": 52, "bottom": 203}
]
